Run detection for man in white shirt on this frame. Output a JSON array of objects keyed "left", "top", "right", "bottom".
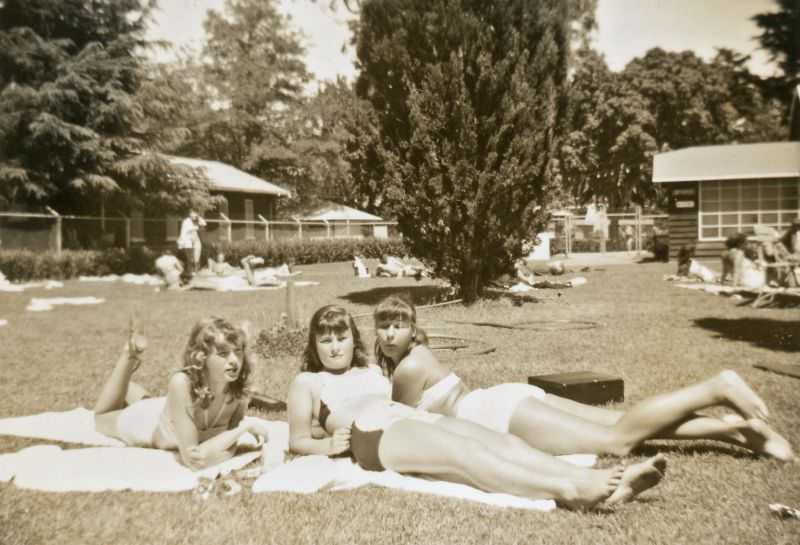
[{"left": 176, "top": 210, "right": 206, "bottom": 281}]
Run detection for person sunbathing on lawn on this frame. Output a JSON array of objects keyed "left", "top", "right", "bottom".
[
  {"left": 287, "top": 305, "right": 666, "bottom": 510},
  {"left": 93, "top": 317, "right": 271, "bottom": 470},
  {"left": 190, "top": 255, "right": 290, "bottom": 290},
  {"left": 373, "top": 295, "right": 795, "bottom": 462}
]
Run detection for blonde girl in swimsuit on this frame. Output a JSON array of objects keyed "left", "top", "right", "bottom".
[
  {"left": 94, "top": 317, "right": 271, "bottom": 469},
  {"left": 374, "top": 295, "right": 794, "bottom": 462},
  {"left": 287, "top": 305, "right": 667, "bottom": 510}
]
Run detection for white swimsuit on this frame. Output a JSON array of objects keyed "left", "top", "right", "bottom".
[{"left": 413, "top": 373, "right": 545, "bottom": 433}]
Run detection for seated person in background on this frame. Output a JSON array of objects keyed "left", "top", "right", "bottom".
[
  {"left": 515, "top": 259, "right": 565, "bottom": 284},
  {"left": 154, "top": 251, "right": 184, "bottom": 290},
  {"left": 353, "top": 255, "right": 370, "bottom": 278},
  {"left": 676, "top": 244, "right": 695, "bottom": 277},
  {"left": 778, "top": 218, "right": 800, "bottom": 258},
  {"left": 751, "top": 225, "right": 793, "bottom": 286},
  {"left": 720, "top": 235, "right": 745, "bottom": 285},
  {"left": 208, "top": 251, "right": 237, "bottom": 277},
  {"left": 240, "top": 255, "right": 292, "bottom": 287},
  {"left": 734, "top": 243, "right": 766, "bottom": 289},
  {"left": 375, "top": 255, "right": 427, "bottom": 278}
]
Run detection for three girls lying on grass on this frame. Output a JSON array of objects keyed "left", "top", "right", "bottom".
[
  {"left": 94, "top": 317, "right": 271, "bottom": 469},
  {"left": 287, "top": 305, "right": 667, "bottom": 510},
  {"left": 373, "top": 295, "right": 794, "bottom": 462}
]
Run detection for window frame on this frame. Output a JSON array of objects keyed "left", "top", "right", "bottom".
[{"left": 698, "top": 178, "right": 800, "bottom": 241}]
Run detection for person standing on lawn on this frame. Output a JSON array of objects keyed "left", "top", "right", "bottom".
[
  {"left": 287, "top": 305, "right": 667, "bottom": 510},
  {"left": 177, "top": 210, "right": 206, "bottom": 283},
  {"left": 374, "top": 295, "right": 795, "bottom": 461},
  {"left": 93, "top": 317, "right": 271, "bottom": 469}
]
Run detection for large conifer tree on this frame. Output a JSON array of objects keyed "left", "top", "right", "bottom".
[
  {"left": 354, "top": 0, "right": 570, "bottom": 302},
  {"left": 0, "top": 0, "right": 216, "bottom": 214}
]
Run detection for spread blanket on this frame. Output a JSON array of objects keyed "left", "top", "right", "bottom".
[{"left": 0, "top": 408, "right": 595, "bottom": 510}]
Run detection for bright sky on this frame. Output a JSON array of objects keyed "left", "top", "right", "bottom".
[{"left": 146, "top": 0, "right": 780, "bottom": 83}]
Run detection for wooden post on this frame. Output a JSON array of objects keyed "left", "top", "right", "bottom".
[
  {"left": 599, "top": 205, "right": 607, "bottom": 254},
  {"left": 258, "top": 214, "right": 270, "bottom": 241},
  {"left": 635, "top": 205, "right": 642, "bottom": 256},
  {"left": 285, "top": 277, "right": 299, "bottom": 329},
  {"left": 220, "top": 213, "right": 232, "bottom": 243},
  {"left": 46, "top": 206, "right": 62, "bottom": 255},
  {"left": 124, "top": 216, "right": 131, "bottom": 249},
  {"left": 324, "top": 219, "right": 330, "bottom": 239},
  {"left": 295, "top": 218, "right": 302, "bottom": 240}
]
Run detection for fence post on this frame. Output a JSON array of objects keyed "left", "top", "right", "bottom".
[
  {"left": 599, "top": 206, "right": 607, "bottom": 254},
  {"left": 295, "top": 218, "right": 302, "bottom": 240},
  {"left": 220, "top": 213, "right": 232, "bottom": 243},
  {"left": 258, "top": 214, "right": 270, "bottom": 241},
  {"left": 45, "top": 206, "right": 62, "bottom": 255},
  {"left": 323, "top": 219, "right": 330, "bottom": 239},
  {"left": 635, "top": 205, "right": 642, "bottom": 256},
  {"left": 123, "top": 215, "right": 131, "bottom": 249},
  {"left": 564, "top": 215, "right": 571, "bottom": 256}
]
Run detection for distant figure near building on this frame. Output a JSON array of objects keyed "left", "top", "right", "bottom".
[{"left": 177, "top": 210, "right": 206, "bottom": 282}]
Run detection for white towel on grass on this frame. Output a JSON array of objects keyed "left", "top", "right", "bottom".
[
  {"left": 26, "top": 296, "right": 105, "bottom": 312},
  {"left": 0, "top": 409, "right": 276, "bottom": 492},
  {"left": 254, "top": 453, "right": 596, "bottom": 511},
  {"left": 0, "top": 408, "right": 595, "bottom": 508},
  {"left": 0, "top": 445, "right": 261, "bottom": 492}
]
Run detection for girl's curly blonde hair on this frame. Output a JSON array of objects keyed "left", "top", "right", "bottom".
[{"left": 179, "top": 317, "right": 253, "bottom": 408}]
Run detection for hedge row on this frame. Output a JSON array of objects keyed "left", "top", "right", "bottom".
[{"left": 0, "top": 238, "right": 408, "bottom": 281}]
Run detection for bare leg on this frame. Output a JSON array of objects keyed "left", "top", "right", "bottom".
[
  {"left": 379, "top": 419, "right": 620, "bottom": 510},
  {"left": 241, "top": 256, "right": 257, "bottom": 286},
  {"left": 514, "top": 371, "right": 781, "bottom": 457},
  {"left": 94, "top": 322, "right": 148, "bottom": 415},
  {"left": 437, "top": 416, "right": 666, "bottom": 506}
]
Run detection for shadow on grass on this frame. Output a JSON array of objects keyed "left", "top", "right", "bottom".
[
  {"left": 341, "top": 285, "right": 453, "bottom": 306},
  {"left": 635, "top": 441, "right": 758, "bottom": 460},
  {"left": 693, "top": 317, "right": 800, "bottom": 352}
]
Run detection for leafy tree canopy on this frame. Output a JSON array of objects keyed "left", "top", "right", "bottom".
[
  {"left": 560, "top": 46, "right": 786, "bottom": 209},
  {"left": 0, "top": 0, "right": 217, "bottom": 215},
  {"left": 752, "top": 0, "right": 800, "bottom": 105},
  {"left": 354, "top": 0, "right": 574, "bottom": 302}
]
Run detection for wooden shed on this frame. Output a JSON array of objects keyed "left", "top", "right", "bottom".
[{"left": 652, "top": 142, "right": 800, "bottom": 259}]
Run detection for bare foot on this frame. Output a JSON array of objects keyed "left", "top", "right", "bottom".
[
  {"left": 717, "top": 370, "right": 769, "bottom": 421},
  {"left": 126, "top": 317, "right": 147, "bottom": 373},
  {"left": 559, "top": 467, "right": 623, "bottom": 511},
  {"left": 606, "top": 454, "right": 667, "bottom": 504},
  {"left": 731, "top": 418, "right": 796, "bottom": 462}
]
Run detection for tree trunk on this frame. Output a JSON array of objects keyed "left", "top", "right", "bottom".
[{"left": 459, "top": 258, "right": 481, "bottom": 305}]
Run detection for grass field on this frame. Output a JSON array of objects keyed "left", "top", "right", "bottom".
[{"left": 1, "top": 258, "right": 798, "bottom": 545}]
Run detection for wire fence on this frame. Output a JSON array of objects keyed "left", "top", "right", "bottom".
[
  {"left": 1, "top": 209, "right": 669, "bottom": 256},
  {"left": 0, "top": 210, "right": 401, "bottom": 253},
  {"left": 549, "top": 210, "right": 669, "bottom": 256}
]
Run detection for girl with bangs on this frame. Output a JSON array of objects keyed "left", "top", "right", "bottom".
[
  {"left": 288, "top": 305, "right": 667, "bottom": 510},
  {"left": 94, "top": 317, "right": 271, "bottom": 469},
  {"left": 374, "top": 295, "right": 794, "bottom": 462}
]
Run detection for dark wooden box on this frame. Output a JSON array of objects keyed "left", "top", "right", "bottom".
[{"left": 528, "top": 371, "right": 624, "bottom": 405}]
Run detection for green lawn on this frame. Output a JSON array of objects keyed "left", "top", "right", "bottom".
[{"left": 1, "top": 259, "right": 798, "bottom": 545}]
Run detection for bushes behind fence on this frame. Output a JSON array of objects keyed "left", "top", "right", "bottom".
[{"left": 0, "top": 238, "right": 408, "bottom": 281}]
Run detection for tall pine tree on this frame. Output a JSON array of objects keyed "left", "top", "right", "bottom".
[{"left": 354, "top": 0, "right": 571, "bottom": 302}]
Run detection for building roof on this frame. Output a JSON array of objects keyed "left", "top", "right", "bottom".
[
  {"left": 652, "top": 142, "right": 800, "bottom": 183},
  {"left": 168, "top": 156, "right": 291, "bottom": 197},
  {"left": 301, "top": 203, "right": 383, "bottom": 221}
]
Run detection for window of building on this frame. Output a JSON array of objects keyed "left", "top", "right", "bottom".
[{"left": 699, "top": 179, "right": 799, "bottom": 240}]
